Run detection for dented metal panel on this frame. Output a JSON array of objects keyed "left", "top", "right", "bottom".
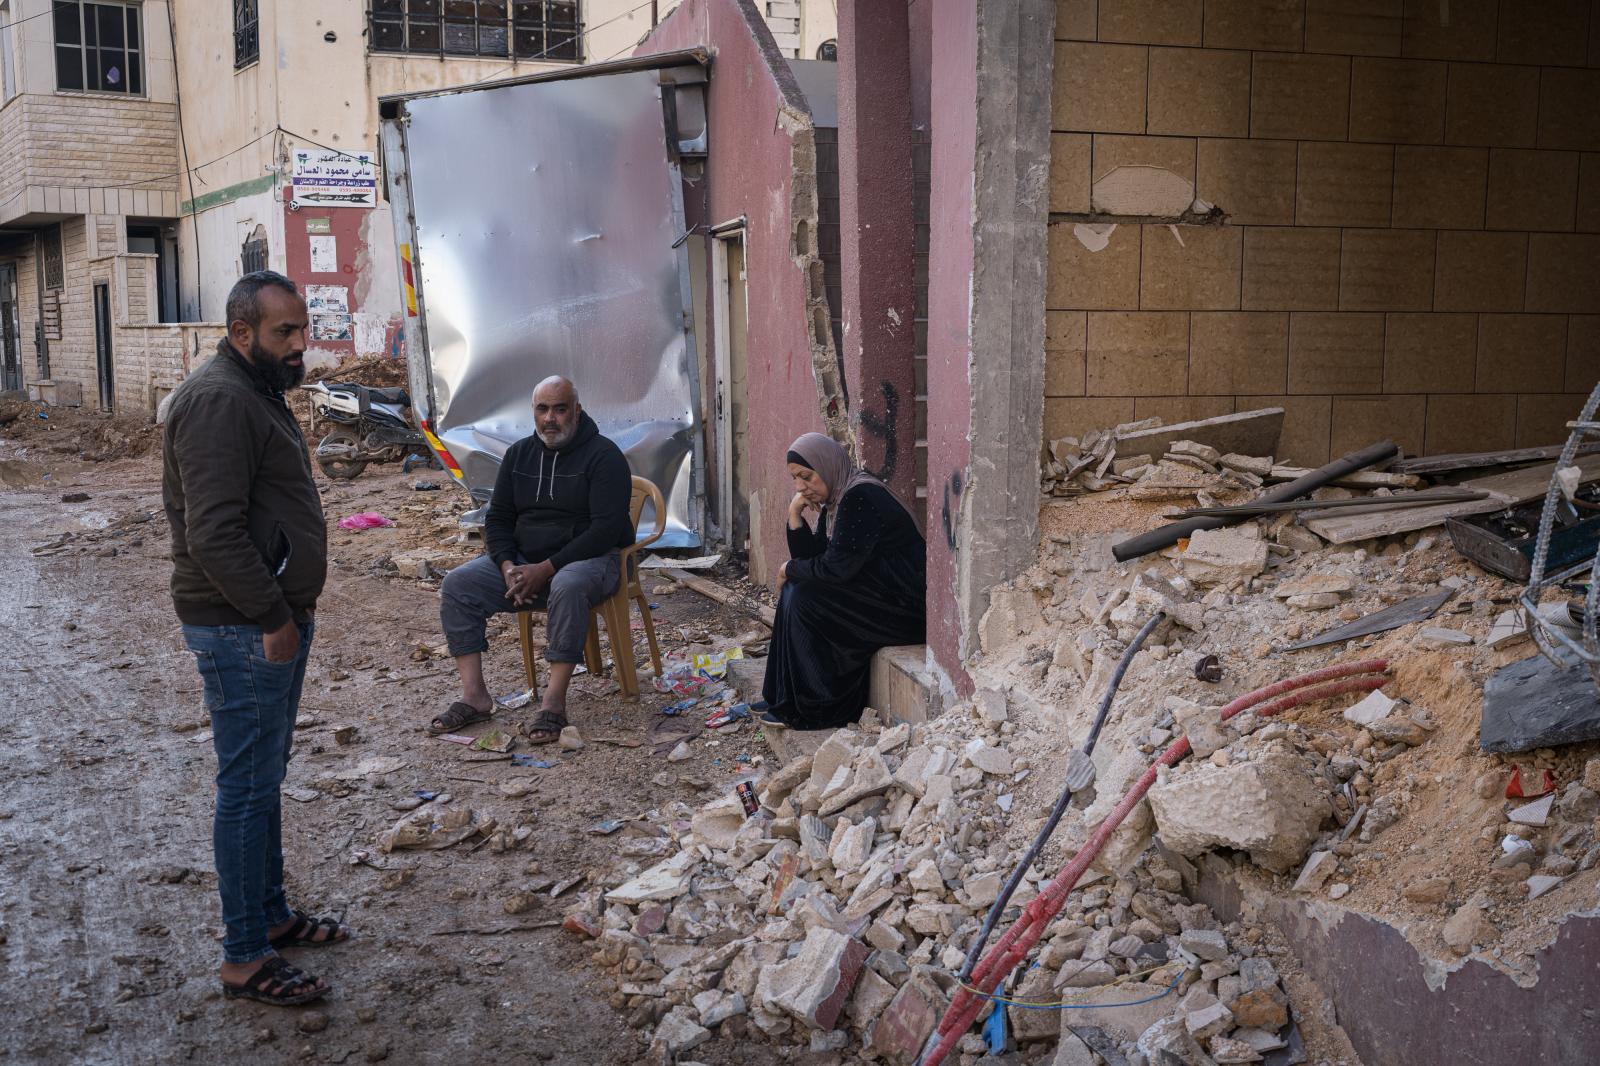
[{"left": 383, "top": 59, "right": 705, "bottom": 544}]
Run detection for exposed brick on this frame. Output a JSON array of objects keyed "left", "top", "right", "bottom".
[
  {"left": 1203, "top": 0, "right": 1306, "bottom": 50},
  {"left": 1289, "top": 312, "right": 1386, "bottom": 394},
  {"left": 1047, "top": 222, "right": 1141, "bottom": 310},
  {"left": 1424, "top": 393, "right": 1517, "bottom": 452},
  {"left": 1330, "top": 394, "right": 1425, "bottom": 455},
  {"left": 1045, "top": 310, "right": 1088, "bottom": 396},
  {"left": 1086, "top": 311, "right": 1190, "bottom": 395},
  {"left": 1538, "top": 69, "right": 1600, "bottom": 152},
  {"left": 1240, "top": 393, "right": 1334, "bottom": 464},
  {"left": 1340, "top": 229, "right": 1436, "bottom": 311},
  {"left": 1140, "top": 224, "right": 1242, "bottom": 310},
  {"left": 1296, "top": 142, "right": 1394, "bottom": 226},
  {"left": 1304, "top": 0, "right": 1403, "bottom": 57},
  {"left": 1096, "top": 0, "right": 1203, "bottom": 46},
  {"left": 1570, "top": 316, "right": 1600, "bottom": 393},
  {"left": 1051, "top": 133, "right": 1093, "bottom": 213},
  {"left": 1526, "top": 234, "right": 1600, "bottom": 313},
  {"left": 1196, "top": 138, "right": 1297, "bottom": 225},
  {"left": 1517, "top": 393, "right": 1593, "bottom": 447},
  {"left": 1487, "top": 150, "right": 1580, "bottom": 232},
  {"left": 1242, "top": 227, "right": 1342, "bottom": 311},
  {"left": 1147, "top": 47, "right": 1250, "bottom": 138},
  {"left": 1383, "top": 312, "right": 1477, "bottom": 393},
  {"left": 1434, "top": 231, "right": 1527, "bottom": 312},
  {"left": 1190, "top": 312, "right": 1289, "bottom": 394},
  {"left": 1055, "top": 42, "right": 1148, "bottom": 134},
  {"left": 1250, "top": 53, "right": 1352, "bottom": 141},
  {"left": 1350, "top": 57, "right": 1447, "bottom": 144},
  {"left": 1401, "top": 0, "right": 1497, "bottom": 61},
  {"left": 1495, "top": 0, "right": 1590, "bottom": 67},
  {"left": 1392, "top": 146, "right": 1487, "bottom": 229},
  {"left": 1476, "top": 314, "right": 1569, "bottom": 393}
]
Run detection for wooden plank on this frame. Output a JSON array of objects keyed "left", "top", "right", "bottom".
[
  {"left": 663, "top": 568, "right": 776, "bottom": 626},
  {"left": 1304, "top": 456, "right": 1600, "bottom": 544},
  {"left": 1389, "top": 442, "right": 1600, "bottom": 475},
  {"left": 1112, "top": 407, "right": 1285, "bottom": 463},
  {"left": 1267, "top": 465, "right": 1424, "bottom": 489}
]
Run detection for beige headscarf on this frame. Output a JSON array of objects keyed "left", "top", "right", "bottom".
[{"left": 787, "top": 432, "right": 917, "bottom": 524}]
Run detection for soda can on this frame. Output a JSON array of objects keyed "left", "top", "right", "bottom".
[{"left": 736, "top": 781, "right": 760, "bottom": 817}]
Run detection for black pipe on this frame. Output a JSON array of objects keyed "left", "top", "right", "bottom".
[
  {"left": 955, "top": 611, "right": 1165, "bottom": 983},
  {"left": 1111, "top": 439, "right": 1399, "bottom": 562}
]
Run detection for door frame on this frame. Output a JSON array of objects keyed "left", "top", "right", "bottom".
[
  {"left": 93, "top": 281, "right": 114, "bottom": 410},
  {"left": 0, "top": 262, "right": 19, "bottom": 393},
  {"left": 709, "top": 222, "right": 747, "bottom": 544}
]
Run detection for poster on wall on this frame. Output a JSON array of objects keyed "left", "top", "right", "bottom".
[
  {"left": 309, "top": 235, "right": 339, "bottom": 274},
  {"left": 291, "top": 149, "right": 377, "bottom": 208},
  {"left": 305, "top": 284, "right": 349, "bottom": 315},
  {"left": 311, "top": 314, "right": 354, "bottom": 342}
]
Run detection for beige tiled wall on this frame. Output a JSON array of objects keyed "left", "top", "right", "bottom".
[{"left": 1046, "top": 0, "right": 1600, "bottom": 464}]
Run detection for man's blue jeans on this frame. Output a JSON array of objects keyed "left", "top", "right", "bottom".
[{"left": 182, "top": 621, "right": 314, "bottom": 964}]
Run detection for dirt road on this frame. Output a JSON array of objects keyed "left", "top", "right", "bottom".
[{"left": 0, "top": 448, "right": 774, "bottom": 1066}]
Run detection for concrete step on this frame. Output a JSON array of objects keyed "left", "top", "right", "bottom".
[{"left": 870, "top": 644, "right": 938, "bottom": 725}]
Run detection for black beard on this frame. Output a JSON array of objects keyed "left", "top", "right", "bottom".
[{"left": 252, "top": 340, "right": 306, "bottom": 393}]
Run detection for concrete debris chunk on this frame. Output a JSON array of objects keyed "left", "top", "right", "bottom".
[
  {"left": 866, "top": 971, "right": 946, "bottom": 1065},
  {"left": 975, "top": 688, "right": 1009, "bottom": 724},
  {"left": 604, "top": 854, "right": 694, "bottom": 905},
  {"left": 1178, "top": 526, "right": 1269, "bottom": 586},
  {"left": 1290, "top": 851, "right": 1335, "bottom": 894},
  {"left": 1508, "top": 794, "right": 1554, "bottom": 827},
  {"left": 759, "top": 927, "right": 870, "bottom": 1031},
  {"left": 1148, "top": 750, "right": 1329, "bottom": 873},
  {"left": 1487, "top": 609, "right": 1530, "bottom": 649},
  {"left": 649, "top": 1007, "right": 711, "bottom": 1057},
  {"left": 963, "top": 737, "right": 1014, "bottom": 776},
  {"left": 1178, "top": 928, "right": 1230, "bottom": 962},
  {"left": 1137, "top": 1014, "right": 1219, "bottom": 1066},
  {"left": 1342, "top": 690, "right": 1397, "bottom": 726},
  {"left": 1272, "top": 574, "right": 1352, "bottom": 599},
  {"left": 1220, "top": 453, "right": 1273, "bottom": 477},
  {"left": 1417, "top": 626, "right": 1473, "bottom": 646},
  {"left": 1442, "top": 892, "right": 1495, "bottom": 955},
  {"left": 1526, "top": 874, "right": 1564, "bottom": 900}
]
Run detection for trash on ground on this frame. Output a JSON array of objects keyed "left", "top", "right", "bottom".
[{"left": 338, "top": 512, "right": 395, "bottom": 530}]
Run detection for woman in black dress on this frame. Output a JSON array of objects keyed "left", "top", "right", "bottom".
[{"left": 761, "top": 432, "right": 926, "bottom": 730}]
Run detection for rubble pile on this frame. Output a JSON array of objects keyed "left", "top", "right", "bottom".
[
  {"left": 551, "top": 700, "right": 1312, "bottom": 1066},
  {"left": 1041, "top": 423, "right": 1275, "bottom": 502}
]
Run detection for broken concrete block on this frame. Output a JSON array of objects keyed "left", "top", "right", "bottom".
[
  {"left": 1274, "top": 524, "right": 1323, "bottom": 553},
  {"left": 865, "top": 970, "right": 947, "bottom": 1065},
  {"left": 1273, "top": 574, "right": 1353, "bottom": 599},
  {"left": 1137, "top": 1014, "right": 1219, "bottom": 1066},
  {"left": 1220, "top": 453, "right": 1273, "bottom": 477},
  {"left": 1227, "top": 985, "right": 1289, "bottom": 1032},
  {"left": 848, "top": 966, "right": 896, "bottom": 1026},
  {"left": 1052, "top": 1029, "right": 1098, "bottom": 1066},
  {"left": 1148, "top": 751, "right": 1328, "bottom": 873},
  {"left": 1178, "top": 928, "right": 1230, "bottom": 962},
  {"left": 693, "top": 990, "right": 746, "bottom": 1027},
  {"left": 650, "top": 1006, "right": 711, "bottom": 1057},
  {"left": 975, "top": 688, "right": 1009, "bottom": 724},
  {"left": 1291, "top": 851, "right": 1336, "bottom": 894},
  {"left": 1126, "top": 570, "right": 1205, "bottom": 630},
  {"left": 1186, "top": 1002, "right": 1234, "bottom": 1042},
  {"left": 1209, "top": 1034, "right": 1264, "bottom": 1063},
  {"left": 820, "top": 751, "right": 895, "bottom": 817},
  {"left": 1082, "top": 746, "right": 1158, "bottom": 874},
  {"left": 760, "top": 927, "right": 870, "bottom": 1031},
  {"left": 1367, "top": 717, "right": 1430, "bottom": 747},
  {"left": 1170, "top": 698, "right": 1235, "bottom": 759},
  {"left": 1007, "top": 967, "right": 1065, "bottom": 1043},
  {"left": 1170, "top": 440, "right": 1222, "bottom": 464},
  {"left": 1179, "top": 526, "right": 1269, "bottom": 586},
  {"left": 604, "top": 854, "right": 693, "bottom": 905},
  {"left": 1056, "top": 960, "right": 1118, "bottom": 988},
  {"left": 979, "top": 585, "right": 1045, "bottom": 654},
  {"left": 1401, "top": 876, "right": 1450, "bottom": 905},
  {"left": 1442, "top": 893, "right": 1494, "bottom": 955},
  {"left": 893, "top": 745, "right": 956, "bottom": 798},
  {"left": 1487, "top": 609, "right": 1530, "bottom": 649},
  {"left": 1508, "top": 794, "right": 1554, "bottom": 826},
  {"left": 1417, "top": 626, "right": 1473, "bottom": 646},
  {"left": 1527, "top": 874, "right": 1564, "bottom": 900},
  {"left": 963, "top": 738, "right": 1014, "bottom": 776},
  {"left": 1342, "top": 690, "right": 1397, "bottom": 726},
  {"left": 1285, "top": 592, "right": 1342, "bottom": 609}
]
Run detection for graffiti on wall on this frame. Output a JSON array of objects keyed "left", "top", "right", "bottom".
[{"left": 857, "top": 379, "right": 901, "bottom": 485}]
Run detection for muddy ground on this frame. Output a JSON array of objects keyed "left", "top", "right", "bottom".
[{"left": 0, "top": 437, "right": 784, "bottom": 1066}]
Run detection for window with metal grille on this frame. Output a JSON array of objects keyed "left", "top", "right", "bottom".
[
  {"left": 241, "top": 226, "right": 268, "bottom": 276},
  {"left": 369, "top": 1, "right": 578, "bottom": 61},
  {"left": 42, "top": 225, "right": 64, "bottom": 290},
  {"left": 53, "top": 1, "right": 143, "bottom": 94},
  {"left": 234, "top": 0, "right": 259, "bottom": 69}
]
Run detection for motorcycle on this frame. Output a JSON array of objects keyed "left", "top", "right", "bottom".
[{"left": 302, "top": 380, "right": 439, "bottom": 480}]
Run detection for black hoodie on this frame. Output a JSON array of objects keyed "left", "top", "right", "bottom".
[{"left": 484, "top": 411, "right": 633, "bottom": 571}]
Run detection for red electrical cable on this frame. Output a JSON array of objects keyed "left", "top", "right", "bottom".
[{"left": 920, "top": 659, "right": 1390, "bottom": 1066}]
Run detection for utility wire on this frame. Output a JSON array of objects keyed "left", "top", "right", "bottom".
[{"left": 0, "top": 4, "right": 54, "bottom": 33}]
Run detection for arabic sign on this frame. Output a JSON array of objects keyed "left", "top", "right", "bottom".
[{"left": 292, "top": 149, "right": 377, "bottom": 208}]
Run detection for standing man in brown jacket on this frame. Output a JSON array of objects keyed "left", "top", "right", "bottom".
[{"left": 163, "top": 271, "right": 349, "bottom": 1005}]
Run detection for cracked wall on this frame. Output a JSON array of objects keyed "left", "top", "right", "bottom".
[{"left": 1046, "top": 1, "right": 1600, "bottom": 465}]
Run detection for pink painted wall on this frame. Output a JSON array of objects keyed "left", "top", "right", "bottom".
[
  {"left": 638, "top": 0, "right": 832, "bottom": 585},
  {"left": 923, "top": 0, "right": 979, "bottom": 692}
]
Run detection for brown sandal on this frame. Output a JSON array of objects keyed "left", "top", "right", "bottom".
[
  {"left": 429, "top": 701, "right": 492, "bottom": 735},
  {"left": 521, "top": 709, "right": 568, "bottom": 745}
]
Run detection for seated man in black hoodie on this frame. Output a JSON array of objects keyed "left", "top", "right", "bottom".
[{"left": 431, "top": 375, "right": 633, "bottom": 744}]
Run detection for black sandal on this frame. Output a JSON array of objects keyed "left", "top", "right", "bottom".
[
  {"left": 428, "top": 701, "right": 493, "bottom": 735},
  {"left": 221, "top": 955, "right": 328, "bottom": 1006},
  {"left": 270, "top": 910, "right": 351, "bottom": 950},
  {"left": 521, "top": 709, "right": 568, "bottom": 746}
]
